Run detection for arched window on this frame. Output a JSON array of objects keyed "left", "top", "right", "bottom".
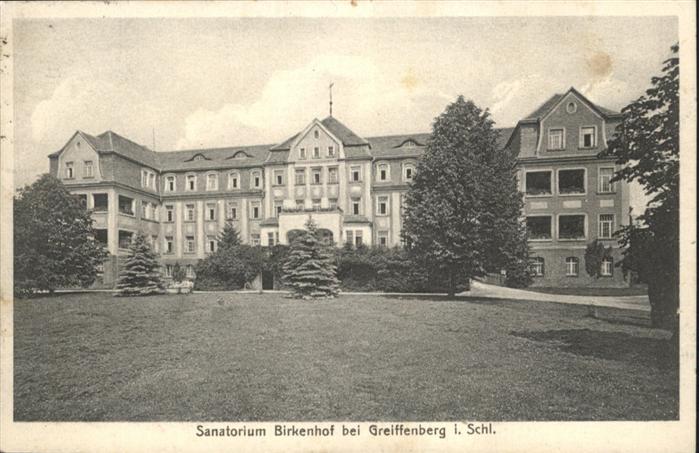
[
  {"left": 376, "top": 162, "right": 390, "bottom": 182},
  {"left": 206, "top": 172, "right": 218, "bottom": 191},
  {"left": 601, "top": 257, "right": 613, "bottom": 276},
  {"left": 403, "top": 162, "right": 416, "bottom": 182},
  {"left": 228, "top": 172, "right": 239, "bottom": 190},
  {"left": 531, "top": 257, "right": 545, "bottom": 277},
  {"left": 565, "top": 257, "right": 579, "bottom": 276}
]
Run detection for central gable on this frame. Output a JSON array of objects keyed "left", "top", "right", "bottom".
[{"left": 290, "top": 119, "right": 343, "bottom": 161}]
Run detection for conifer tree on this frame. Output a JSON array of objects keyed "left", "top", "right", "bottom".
[
  {"left": 402, "top": 96, "right": 530, "bottom": 296},
  {"left": 115, "top": 232, "right": 165, "bottom": 296},
  {"left": 282, "top": 218, "right": 340, "bottom": 298}
]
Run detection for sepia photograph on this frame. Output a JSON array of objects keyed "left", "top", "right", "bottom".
[{"left": 0, "top": 2, "right": 695, "bottom": 452}]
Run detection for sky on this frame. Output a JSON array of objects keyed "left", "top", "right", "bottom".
[{"left": 12, "top": 16, "right": 677, "bottom": 188}]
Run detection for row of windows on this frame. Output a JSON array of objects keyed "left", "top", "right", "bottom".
[
  {"left": 64, "top": 160, "right": 94, "bottom": 179},
  {"left": 164, "top": 171, "right": 263, "bottom": 193},
  {"left": 526, "top": 214, "right": 615, "bottom": 241},
  {"left": 164, "top": 201, "right": 262, "bottom": 222},
  {"left": 525, "top": 167, "right": 615, "bottom": 196},
  {"left": 530, "top": 256, "right": 614, "bottom": 277},
  {"left": 140, "top": 169, "right": 157, "bottom": 190},
  {"left": 547, "top": 126, "right": 597, "bottom": 151},
  {"left": 299, "top": 145, "right": 336, "bottom": 160}
]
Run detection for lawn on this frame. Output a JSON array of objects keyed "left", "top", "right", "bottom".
[
  {"left": 526, "top": 286, "right": 649, "bottom": 297},
  {"left": 13, "top": 292, "right": 677, "bottom": 421}
]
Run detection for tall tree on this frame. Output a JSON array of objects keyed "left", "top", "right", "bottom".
[
  {"left": 13, "top": 174, "right": 108, "bottom": 297},
  {"left": 115, "top": 232, "right": 165, "bottom": 296},
  {"left": 402, "top": 96, "right": 530, "bottom": 296},
  {"left": 600, "top": 44, "right": 680, "bottom": 332},
  {"left": 282, "top": 218, "right": 340, "bottom": 298}
]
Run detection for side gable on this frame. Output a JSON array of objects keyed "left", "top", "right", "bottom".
[{"left": 52, "top": 131, "right": 103, "bottom": 181}]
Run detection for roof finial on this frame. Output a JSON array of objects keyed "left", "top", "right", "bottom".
[{"left": 329, "top": 82, "right": 334, "bottom": 117}]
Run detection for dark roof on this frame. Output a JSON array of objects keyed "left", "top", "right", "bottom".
[
  {"left": 97, "top": 131, "right": 160, "bottom": 168},
  {"left": 320, "top": 116, "right": 369, "bottom": 146},
  {"left": 521, "top": 87, "right": 621, "bottom": 122},
  {"left": 157, "top": 144, "right": 270, "bottom": 172},
  {"left": 495, "top": 127, "right": 515, "bottom": 150}
]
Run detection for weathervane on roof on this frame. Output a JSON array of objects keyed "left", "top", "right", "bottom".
[{"left": 329, "top": 82, "right": 334, "bottom": 117}]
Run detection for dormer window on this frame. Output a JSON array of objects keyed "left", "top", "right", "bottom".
[
  {"left": 403, "top": 140, "right": 415, "bottom": 148},
  {"left": 206, "top": 173, "right": 218, "bottom": 191},
  {"left": 193, "top": 154, "right": 206, "bottom": 161},
  {"left": 65, "top": 162, "right": 74, "bottom": 179},
  {"left": 186, "top": 174, "right": 196, "bottom": 191}
]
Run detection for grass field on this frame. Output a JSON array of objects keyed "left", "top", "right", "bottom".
[
  {"left": 526, "top": 286, "right": 649, "bottom": 297},
  {"left": 14, "top": 292, "right": 677, "bottom": 421}
]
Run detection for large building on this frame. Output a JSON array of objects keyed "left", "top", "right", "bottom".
[{"left": 48, "top": 87, "right": 633, "bottom": 288}]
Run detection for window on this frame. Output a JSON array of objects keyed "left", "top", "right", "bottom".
[
  {"left": 274, "top": 201, "right": 283, "bottom": 217},
  {"left": 206, "top": 203, "right": 216, "bottom": 221},
  {"left": 268, "top": 232, "right": 275, "bottom": 246},
  {"left": 329, "top": 198, "right": 338, "bottom": 210},
  {"left": 526, "top": 216, "right": 552, "bottom": 240},
  {"left": 565, "top": 257, "right": 579, "bottom": 276},
  {"left": 328, "top": 167, "right": 338, "bottom": 184},
  {"left": 314, "top": 130, "right": 319, "bottom": 139},
  {"left": 142, "top": 169, "right": 156, "bottom": 189},
  {"left": 165, "top": 236, "right": 174, "bottom": 254},
  {"left": 378, "top": 231, "right": 388, "bottom": 247},
  {"left": 355, "top": 230, "right": 363, "bottom": 246},
  {"left": 274, "top": 169, "right": 284, "bottom": 186},
  {"left": 558, "top": 215, "right": 586, "bottom": 240},
  {"left": 118, "top": 195, "right": 134, "bottom": 215},
  {"left": 580, "top": 126, "right": 596, "bottom": 148},
  {"left": 185, "top": 235, "right": 196, "bottom": 253},
  {"left": 558, "top": 169, "right": 586, "bottom": 194},
  {"left": 251, "top": 234, "right": 260, "bottom": 246},
  {"left": 151, "top": 235, "right": 159, "bottom": 253},
  {"left": 345, "top": 230, "right": 354, "bottom": 245},
  {"left": 403, "top": 163, "right": 415, "bottom": 182},
  {"left": 227, "top": 202, "right": 238, "bottom": 220},
  {"left": 149, "top": 173, "right": 156, "bottom": 190},
  {"left": 118, "top": 230, "right": 133, "bottom": 249},
  {"left": 312, "top": 199, "right": 321, "bottom": 210},
  {"left": 185, "top": 204, "right": 195, "bottom": 222},
  {"left": 251, "top": 171, "right": 262, "bottom": 189},
  {"left": 312, "top": 168, "right": 322, "bottom": 185},
  {"left": 65, "top": 162, "right": 74, "bottom": 179},
  {"left": 377, "top": 196, "right": 389, "bottom": 216},
  {"left": 207, "top": 236, "right": 217, "bottom": 253},
  {"left": 141, "top": 201, "right": 149, "bottom": 219},
  {"left": 377, "top": 163, "right": 389, "bottom": 182},
  {"left": 548, "top": 128, "right": 565, "bottom": 150},
  {"left": 206, "top": 173, "right": 218, "bottom": 191},
  {"left": 327, "top": 146, "right": 335, "bottom": 157},
  {"left": 250, "top": 203, "right": 260, "bottom": 219},
  {"left": 313, "top": 147, "right": 320, "bottom": 159},
  {"left": 166, "top": 176, "right": 176, "bottom": 192},
  {"left": 599, "top": 167, "right": 615, "bottom": 193},
  {"left": 295, "top": 169, "right": 306, "bottom": 185},
  {"left": 601, "top": 257, "right": 614, "bottom": 276},
  {"left": 185, "top": 265, "right": 195, "bottom": 279},
  {"left": 299, "top": 148, "right": 306, "bottom": 159},
  {"left": 525, "top": 171, "right": 552, "bottom": 196},
  {"left": 599, "top": 214, "right": 614, "bottom": 239},
  {"left": 531, "top": 257, "right": 545, "bottom": 277},
  {"left": 566, "top": 101, "right": 577, "bottom": 114},
  {"left": 83, "top": 160, "right": 94, "bottom": 178},
  {"left": 351, "top": 199, "right": 361, "bottom": 215},
  {"left": 93, "top": 193, "right": 108, "bottom": 212},
  {"left": 296, "top": 199, "right": 305, "bottom": 210},
  {"left": 165, "top": 205, "right": 174, "bottom": 223},
  {"left": 350, "top": 166, "right": 361, "bottom": 182},
  {"left": 94, "top": 229, "right": 108, "bottom": 247},
  {"left": 186, "top": 174, "right": 196, "bottom": 191},
  {"left": 228, "top": 172, "right": 239, "bottom": 190}
]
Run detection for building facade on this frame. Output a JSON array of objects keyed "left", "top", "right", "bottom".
[{"left": 48, "top": 87, "right": 632, "bottom": 288}]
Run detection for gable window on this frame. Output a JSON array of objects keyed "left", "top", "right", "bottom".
[
  {"left": 186, "top": 174, "right": 196, "bottom": 191},
  {"left": 377, "top": 163, "right": 389, "bottom": 182},
  {"left": 185, "top": 204, "right": 196, "bottom": 222},
  {"left": 251, "top": 171, "right": 262, "bottom": 189},
  {"left": 206, "top": 203, "right": 216, "bottom": 221},
  {"left": 403, "top": 163, "right": 415, "bottom": 182},
  {"left": 93, "top": 193, "right": 108, "bottom": 212},
  {"left": 313, "top": 147, "right": 320, "bottom": 159},
  {"left": 599, "top": 167, "right": 615, "bottom": 193},
  {"left": 118, "top": 195, "right": 134, "bottom": 216},
  {"left": 580, "top": 126, "right": 596, "bottom": 149},
  {"left": 165, "top": 175, "right": 176, "bottom": 192},
  {"left": 65, "top": 162, "right": 74, "bottom": 179},
  {"left": 601, "top": 257, "right": 614, "bottom": 276},
  {"left": 314, "top": 129, "right": 320, "bottom": 139},
  {"left": 599, "top": 214, "right": 614, "bottom": 239},
  {"left": 274, "top": 169, "right": 284, "bottom": 186},
  {"left": 206, "top": 173, "right": 218, "bottom": 191},
  {"left": 351, "top": 199, "right": 361, "bottom": 216},
  {"left": 526, "top": 216, "right": 552, "bottom": 240},
  {"left": 377, "top": 196, "right": 389, "bottom": 216},
  {"left": 227, "top": 172, "right": 239, "bottom": 190},
  {"left": 295, "top": 168, "right": 306, "bottom": 185},
  {"left": 565, "top": 257, "right": 579, "bottom": 276},
  {"left": 558, "top": 169, "right": 586, "bottom": 195},
  {"left": 83, "top": 160, "right": 94, "bottom": 178},
  {"left": 328, "top": 146, "right": 335, "bottom": 157},
  {"left": 165, "top": 204, "right": 174, "bottom": 222},
  {"left": 328, "top": 167, "right": 338, "bottom": 184},
  {"left": 299, "top": 147, "right": 306, "bottom": 159},
  {"left": 531, "top": 257, "right": 545, "bottom": 277},
  {"left": 548, "top": 128, "right": 565, "bottom": 150},
  {"left": 558, "top": 215, "right": 586, "bottom": 240},
  {"left": 566, "top": 101, "right": 578, "bottom": 114},
  {"left": 525, "top": 171, "right": 552, "bottom": 196},
  {"left": 350, "top": 166, "right": 361, "bottom": 182},
  {"left": 312, "top": 168, "right": 322, "bottom": 185}
]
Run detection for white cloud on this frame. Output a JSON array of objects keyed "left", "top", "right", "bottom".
[
  {"left": 579, "top": 73, "right": 631, "bottom": 110},
  {"left": 175, "top": 54, "right": 435, "bottom": 149}
]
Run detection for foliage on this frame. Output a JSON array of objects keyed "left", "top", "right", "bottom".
[
  {"left": 401, "top": 96, "right": 530, "bottom": 295},
  {"left": 13, "top": 174, "right": 108, "bottom": 297},
  {"left": 584, "top": 240, "right": 614, "bottom": 279},
  {"left": 115, "top": 233, "right": 165, "bottom": 296},
  {"left": 282, "top": 218, "right": 340, "bottom": 298},
  {"left": 264, "top": 244, "right": 291, "bottom": 288},
  {"left": 171, "top": 262, "right": 186, "bottom": 283},
  {"left": 193, "top": 223, "right": 264, "bottom": 290},
  {"left": 599, "top": 44, "right": 679, "bottom": 331}
]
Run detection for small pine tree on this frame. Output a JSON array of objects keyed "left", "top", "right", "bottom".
[
  {"left": 217, "top": 222, "right": 242, "bottom": 251},
  {"left": 282, "top": 218, "right": 340, "bottom": 299},
  {"left": 115, "top": 233, "right": 165, "bottom": 296}
]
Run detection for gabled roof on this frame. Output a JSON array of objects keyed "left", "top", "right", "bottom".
[
  {"left": 320, "top": 116, "right": 369, "bottom": 146},
  {"left": 521, "top": 87, "right": 621, "bottom": 122},
  {"left": 49, "top": 130, "right": 159, "bottom": 168}
]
